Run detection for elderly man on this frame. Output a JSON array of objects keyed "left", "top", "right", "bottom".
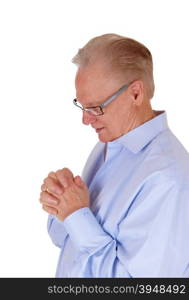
[{"left": 40, "top": 33, "right": 189, "bottom": 277}]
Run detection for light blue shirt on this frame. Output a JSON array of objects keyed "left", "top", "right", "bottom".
[{"left": 47, "top": 111, "right": 189, "bottom": 277}]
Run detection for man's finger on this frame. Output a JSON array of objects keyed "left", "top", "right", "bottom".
[
  {"left": 74, "top": 175, "right": 87, "bottom": 190},
  {"left": 42, "top": 204, "right": 58, "bottom": 216},
  {"left": 74, "top": 175, "right": 85, "bottom": 188},
  {"left": 43, "top": 177, "right": 63, "bottom": 195},
  {"left": 48, "top": 171, "right": 57, "bottom": 179},
  {"left": 40, "top": 191, "right": 59, "bottom": 206},
  {"left": 56, "top": 168, "right": 74, "bottom": 188},
  {"left": 41, "top": 172, "right": 58, "bottom": 193}
]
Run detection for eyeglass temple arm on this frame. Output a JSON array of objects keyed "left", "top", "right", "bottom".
[{"left": 100, "top": 84, "right": 129, "bottom": 108}]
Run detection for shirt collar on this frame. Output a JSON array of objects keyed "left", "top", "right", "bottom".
[{"left": 108, "top": 110, "right": 168, "bottom": 154}]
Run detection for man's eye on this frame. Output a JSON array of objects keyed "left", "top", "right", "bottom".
[{"left": 86, "top": 107, "right": 101, "bottom": 115}]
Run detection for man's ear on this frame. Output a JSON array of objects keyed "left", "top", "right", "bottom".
[{"left": 129, "top": 80, "right": 144, "bottom": 106}]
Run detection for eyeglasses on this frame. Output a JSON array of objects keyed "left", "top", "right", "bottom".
[{"left": 73, "top": 83, "right": 130, "bottom": 116}]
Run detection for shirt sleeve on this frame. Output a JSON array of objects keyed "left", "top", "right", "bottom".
[
  {"left": 117, "top": 177, "right": 189, "bottom": 277},
  {"left": 47, "top": 214, "right": 68, "bottom": 248},
  {"left": 63, "top": 207, "right": 132, "bottom": 277},
  {"left": 62, "top": 177, "right": 189, "bottom": 277}
]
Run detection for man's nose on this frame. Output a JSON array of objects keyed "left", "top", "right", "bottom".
[{"left": 82, "top": 111, "right": 96, "bottom": 125}]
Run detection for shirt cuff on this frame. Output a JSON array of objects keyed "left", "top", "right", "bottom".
[
  {"left": 47, "top": 214, "right": 65, "bottom": 231},
  {"left": 63, "top": 207, "right": 112, "bottom": 253}
]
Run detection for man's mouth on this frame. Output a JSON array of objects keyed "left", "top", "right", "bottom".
[{"left": 95, "top": 127, "right": 104, "bottom": 133}]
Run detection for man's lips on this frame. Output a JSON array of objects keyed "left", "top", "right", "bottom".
[{"left": 95, "top": 127, "right": 104, "bottom": 133}]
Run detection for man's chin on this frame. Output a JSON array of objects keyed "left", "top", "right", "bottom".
[
  {"left": 98, "top": 132, "right": 119, "bottom": 143},
  {"left": 98, "top": 133, "right": 110, "bottom": 143}
]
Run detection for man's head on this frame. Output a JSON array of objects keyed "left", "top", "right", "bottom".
[{"left": 72, "top": 33, "right": 155, "bottom": 143}]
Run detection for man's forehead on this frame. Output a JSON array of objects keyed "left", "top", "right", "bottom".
[
  {"left": 75, "top": 69, "right": 115, "bottom": 106},
  {"left": 75, "top": 81, "right": 104, "bottom": 107},
  {"left": 75, "top": 67, "right": 106, "bottom": 86}
]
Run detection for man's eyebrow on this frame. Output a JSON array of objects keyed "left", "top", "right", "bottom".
[
  {"left": 85, "top": 102, "right": 100, "bottom": 107},
  {"left": 76, "top": 96, "right": 103, "bottom": 107},
  {"left": 78, "top": 100, "right": 101, "bottom": 107}
]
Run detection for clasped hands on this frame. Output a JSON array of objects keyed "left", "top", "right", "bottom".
[{"left": 39, "top": 168, "right": 89, "bottom": 221}]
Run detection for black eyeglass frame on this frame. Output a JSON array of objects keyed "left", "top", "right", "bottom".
[{"left": 73, "top": 83, "right": 130, "bottom": 116}]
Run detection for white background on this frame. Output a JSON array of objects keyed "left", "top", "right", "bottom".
[{"left": 0, "top": 0, "right": 189, "bottom": 277}]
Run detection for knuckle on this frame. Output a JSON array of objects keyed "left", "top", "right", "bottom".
[
  {"left": 48, "top": 171, "right": 53, "bottom": 176},
  {"left": 56, "top": 169, "right": 63, "bottom": 177},
  {"left": 57, "top": 168, "right": 69, "bottom": 175},
  {"left": 48, "top": 171, "right": 56, "bottom": 179},
  {"left": 44, "top": 177, "right": 52, "bottom": 186},
  {"left": 64, "top": 168, "right": 72, "bottom": 175},
  {"left": 56, "top": 171, "right": 66, "bottom": 182}
]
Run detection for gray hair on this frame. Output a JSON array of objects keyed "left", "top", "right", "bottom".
[{"left": 72, "top": 33, "right": 155, "bottom": 99}]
